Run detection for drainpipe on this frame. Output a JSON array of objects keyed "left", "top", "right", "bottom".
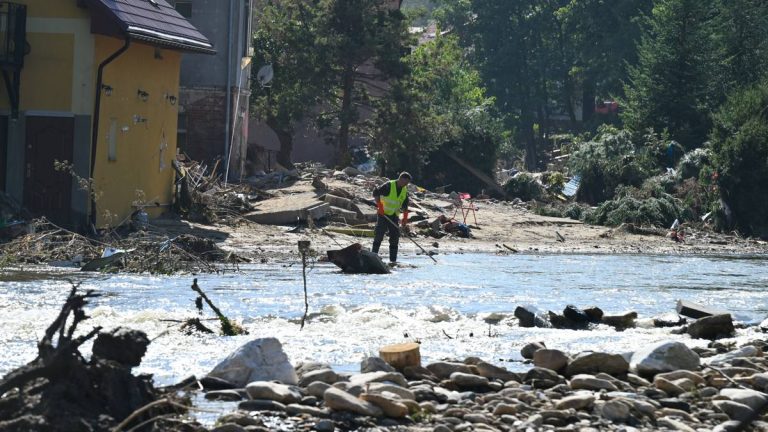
[
  {"left": 224, "top": 0, "right": 234, "bottom": 180},
  {"left": 90, "top": 37, "right": 131, "bottom": 227}
]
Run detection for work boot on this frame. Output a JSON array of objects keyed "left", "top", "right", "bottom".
[{"left": 389, "top": 245, "right": 398, "bottom": 263}]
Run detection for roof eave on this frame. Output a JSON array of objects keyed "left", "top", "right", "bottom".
[{"left": 127, "top": 29, "right": 216, "bottom": 55}]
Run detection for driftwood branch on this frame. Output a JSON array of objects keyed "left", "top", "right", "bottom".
[{"left": 190, "top": 278, "right": 246, "bottom": 336}]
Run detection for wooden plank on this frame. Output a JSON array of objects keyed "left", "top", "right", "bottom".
[
  {"left": 442, "top": 150, "right": 508, "bottom": 198},
  {"left": 676, "top": 300, "right": 730, "bottom": 319}
]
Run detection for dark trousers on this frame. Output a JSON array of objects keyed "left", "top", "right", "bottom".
[{"left": 372, "top": 214, "right": 400, "bottom": 262}]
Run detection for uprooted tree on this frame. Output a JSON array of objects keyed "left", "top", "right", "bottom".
[{"left": 0, "top": 286, "right": 185, "bottom": 431}]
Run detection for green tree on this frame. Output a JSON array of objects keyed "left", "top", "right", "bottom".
[
  {"left": 714, "top": 0, "right": 768, "bottom": 90},
  {"left": 710, "top": 79, "right": 768, "bottom": 238},
  {"left": 622, "top": 0, "right": 717, "bottom": 149},
  {"left": 251, "top": 0, "right": 410, "bottom": 167},
  {"left": 250, "top": 1, "right": 331, "bottom": 168},
  {"left": 370, "top": 35, "right": 505, "bottom": 192},
  {"left": 314, "top": 0, "right": 411, "bottom": 165}
]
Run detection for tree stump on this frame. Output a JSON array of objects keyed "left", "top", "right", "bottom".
[{"left": 379, "top": 343, "right": 421, "bottom": 370}]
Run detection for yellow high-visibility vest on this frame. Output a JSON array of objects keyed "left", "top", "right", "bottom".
[{"left": 381, "top": 180, "right": 407, "bottom": 216}]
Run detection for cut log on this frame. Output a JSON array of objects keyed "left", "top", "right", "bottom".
[
  {"left": 379, "top": 343, "right": 421, "bottom": 371},
  {"left": 676, "top": 300, "right": 730, "bottom": 319}
]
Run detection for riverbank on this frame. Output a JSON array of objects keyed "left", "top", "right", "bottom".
[
  {"left": 154, "top": 173, "right": 768, "bottom": 266},
  {"left": 188, "top": 335, "right": 768, "bottom": 432}
]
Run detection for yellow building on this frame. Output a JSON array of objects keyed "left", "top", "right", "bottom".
[{"left": 0, "top": 0, "right": 213, "bottom": 228}]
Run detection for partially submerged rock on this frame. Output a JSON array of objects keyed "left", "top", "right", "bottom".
[{"left": 208, "top": 337, "right": 298, "bottom": 386}]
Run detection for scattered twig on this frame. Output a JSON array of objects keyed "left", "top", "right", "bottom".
[{"left": 442, "top": 330, "right": 453, "bottom": 339}]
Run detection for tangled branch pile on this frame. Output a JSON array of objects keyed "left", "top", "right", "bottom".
[{"left": 0, "top": 219, "right": 244, "bottom": 274}]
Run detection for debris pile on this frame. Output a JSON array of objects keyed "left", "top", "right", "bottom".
[{"left": 0, "top": 219, "right": 244, "bottom": 274}]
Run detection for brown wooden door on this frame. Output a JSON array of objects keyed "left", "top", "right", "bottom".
[{"left": 24, "top": 116, "right": 74, "bottom": 226}]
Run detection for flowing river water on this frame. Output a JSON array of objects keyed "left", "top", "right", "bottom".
[{"left": 1, "top": 253, "right": 767, "bottom": 389}]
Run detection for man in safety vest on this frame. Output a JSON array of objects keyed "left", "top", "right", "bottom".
[{"left": 372, "top": 172, "right": 411, "bottom": 263}]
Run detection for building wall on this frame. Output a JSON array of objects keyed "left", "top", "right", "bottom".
[
  {"left": 91, "top": 36, "right": 181, "bottom": 226},
  {"left": 175, "top": 0, "right": 251, "bottom": 179},
  {"left": 0, "top": 0, "right": 94, "bottom": 225}
]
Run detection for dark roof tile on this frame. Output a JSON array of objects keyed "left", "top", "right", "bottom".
[{"left": 89, "top": 0, "right": 215, "bottom": 54}]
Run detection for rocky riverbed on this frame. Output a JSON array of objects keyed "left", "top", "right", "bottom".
[{"left": 177, "top": 335, "right": 768, "bottom": 432}]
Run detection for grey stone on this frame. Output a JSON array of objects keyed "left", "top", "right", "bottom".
[
  {"left": 426, "top": 361, "right": 473, "bottom": 379},
  {"left": 492, "top": 403, "right": 517, "bottom": 415},
  {"left": 555, "top": 393, "right": 595, "bottom": 410},
  {"left": 629, "top": 341, "right": 700, "bottom": 376},
  {"left": 475, "top": 361, "right": 518, "bottom": 382},
  {"left": 306, "top": 381, "right": 331, "bottom": 398},
  {"left": 687, "top": 314, "right": 735, "bottom": 340},
  {"left": 657, "top": 417, "right": 696, "bottom": 432},
  {"left": 403, "top": 365, "right": 438, "bottom": 381},
  {"left": 521, "top": 413, "right": 544, "bottom": 428},
  {"left": 523, "top": 367, "right": 560, "bottom": 384},
  {"left": 245, "top": 381, "right": 301, "bottom": 404},
  {"left": 314, "top": 419, "right": 335, "bottom": 432},
  {"left": 655, "top": 370, "right": 704, "bottom": 385},
  {"left": 348, "top": 371, "right": 408, "bottom": 388},
  {"left": 626, "top": 373, "right": 651, "bottom": 387},
  {"left": 463, "top": 413, "right": 490, "bottom": 424},
  {"left": 238, "top": 399, "right": 287, "bottom": 412},
  {"left": 211, "top": 424, "right": 247, "bottom": 432},
  {"left": 360, "top": 393, "right": 408, "bottom": 418},
  {"left": 533, "top": 349, "right": 569, "bottom": 372},
  {"left": 450, "top": 372, "right": 489, "bottom": 388},
  {"left": 521, "top": 341, "right": 547, "bottom": 359},
  {"left": 208, "top": 338, "right": 297, "bottom": 387},
  {"left": 653, "top": 377, "right": 685, "bottom": 396},
  {"left": 299, "top": 368, "right": 340, "bottom": 387},
  {"left": 285, "top": 404, "right": 330, "bottom": 417},
  {"left": 216, "top": 412, "right": 263, "bottom": 427},
  {"left": 713, "top": 420, "right": 742, "bottom": 432},
  {"left": 705, "top": 346, "right": 761, "bottom": 365},
  {"left": 204, "top": 390, "right": 244, "bottom": 401},
  {"left": 719, "top": 388, "right": 768, "bottom": 411},
  {"left": 365, "top": 382, "right": 415, "bottom": 400},
  {"left": 332, "top": 381, "right": 363, "bottom": 396},
  {"left": 565, "top": 352, "right": 629, "bottom": 377},
  {"left": 570, "top": 374, "right": 619, "bottom": 392},
  {"left": 600, "top": 400, "right": 630, "bottom": 423},
  {"left": 361, "top": 356, "right": 396, "bottom": 373},
  {"left": 323, "top": 387, "right": 383, "bottom": 417}
]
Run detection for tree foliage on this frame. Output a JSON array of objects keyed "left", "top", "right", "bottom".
[
  {"left": 710, "top": 79, "right": 768, "bottom": 238},
  {"left": 370, "top": 35, "right": 505, "bottom": 193},
  {"left": 621, "top": 0, "right": 718, "bottom": 149}
]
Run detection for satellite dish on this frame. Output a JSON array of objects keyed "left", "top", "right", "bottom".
[{"left": 256, "top": 64, "right": 274, "bottom": 88}]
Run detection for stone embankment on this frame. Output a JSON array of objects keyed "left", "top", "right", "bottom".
[{"left": 198, "top": 337, "right": 768, "bottom": 432}]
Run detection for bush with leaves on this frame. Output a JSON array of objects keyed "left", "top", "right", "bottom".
[
  {"left": 677, "top": 148, "right": 711, "bottom": 180},
  {"left": 504, "top": 173, "right": 544, "bottom": 202},
  {"left": 567, "top": 126, "right": 651, "bottom": 205},
  {"left": 584, "top": 182, "right": 683, "bottom": 228},
  {"left": 710, "top": 79, "right": 768, "bottom": 238}
]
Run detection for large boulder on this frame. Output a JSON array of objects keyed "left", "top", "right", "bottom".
[
  {"left": 426, "top": 361, "right": 473, "bottom": 379},
  {"left": 629, "top": 341, "right": 700, "bottom": 377},
  {"left": 687, "top": 314, "right": 735, "bottom": 340},
  {"left": 327, "top": 243, "right": 389, "bottom": 274},
  {"left": 565, "top": 352, "right": 629, "bottom": 377},
  {"left": 208, "top": 338, "right": 297, "bottom": 386},
  {"left": 533, "top": 349, "right": 570, "bottom": 373}
]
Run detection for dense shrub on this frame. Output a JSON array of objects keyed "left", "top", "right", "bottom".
[
  {"left": 504, "top": 173, "right": 543, "bottom": 202},
  {"left": 584, "top": 184, "right": 683, "bottom": 228},
  {"left": 568, "top": 126, "right": 650, "bottom": 205},
  {"left": 677, "top": 148, "right": 711, "bottom": 180},
  {"left": 710, "top": 79, "right": 768, "bottom": 238}
]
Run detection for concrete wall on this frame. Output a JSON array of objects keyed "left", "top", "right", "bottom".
[
  {"left": 175, "top": 0, "right": 252, "bottom": 178},
  {"left": 92, "top": 36, "right": 181, "bottom": 226}
]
